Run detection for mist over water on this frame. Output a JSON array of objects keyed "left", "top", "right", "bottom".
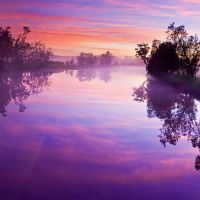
[{"left": 0, "top": 66, "right": 200, "bottom": 200}]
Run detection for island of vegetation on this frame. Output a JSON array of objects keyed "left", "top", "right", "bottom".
[
  {"left": 66, "top": 51, "right": 113, "bottom": 68},
  {"left": 135, "top": 22, "right": 200, "bottom": 77},
  {"left": 133, "top": 23, "right": 200, "bottom": 171}
]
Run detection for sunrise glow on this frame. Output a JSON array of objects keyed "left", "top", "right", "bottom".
[{"left": 1, "top": 0, "right": 200, "bottom": 56}]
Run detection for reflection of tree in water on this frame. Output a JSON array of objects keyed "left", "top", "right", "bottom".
[
  {"left": 0, "top": 67, "right": 112, "bottom": 116},
  {"left": 132, "top": 76, "right": 200, "bottom": 171},
  {"left": 0, "top": 70, "right": 52, "bottom": 116},
  {"left": 76, "top": 68, "right": 97, "bottom": 82},
  {"left": 66, "top": 67, "right": 112, "bottom": 83}
]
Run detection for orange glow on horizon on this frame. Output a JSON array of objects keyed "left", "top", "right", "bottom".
[{"left": 1, "top": 0, "right": 200, "bottom": 56}]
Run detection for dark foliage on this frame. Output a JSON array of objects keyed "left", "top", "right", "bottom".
[
  {"left": 135, "top": 23, "right": 200, "bottom": 77},
  {"left": 77, "top": 53, "right": 98, "bottom": 66},
  {"left": 99, "top": 51, "right": 113, "bottom": 66},
  {"left": 76, "top": 51, "right": 113, "bottom": 67},
  {"left": 0, "top": 27, "right": 52, "bottom": 68},
  {"left": 147, "top": 42, "right": 179, "bottom": 75},
  {"left": 135, "top": 43, "right": 150, "bottom": 65}
]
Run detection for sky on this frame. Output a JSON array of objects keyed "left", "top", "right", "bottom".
[{"left": 1, "top": 0, "right": 200, "bottom": 57}]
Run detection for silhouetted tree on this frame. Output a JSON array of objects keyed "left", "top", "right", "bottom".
[
  {"left": 0, "top": 26, "right": 52, "bottom": 68},
  {"left": 147, "top": 42, "right": 179, "bottom": 75},
  {"left": 99, "top": 51, "right": 113, "bottom": 66},
  {"left": 167, "top": 23, "right": 200, "bottom": 76},
  {"left": 77, "top": 53, "right": 98, "bottom": 66},
  {"left": 136, "top": 22, "right": 200, "bottom": 77},
  {"left": 166, "top": 22, "right": 188, "bottom": 44},
  {"left": 151, "top": 39, "right": 161, "bottom": 55},
  {"left": 135, "top": 43, "right": 150, "bottom": 65},
  {"left": 12, "top": 27, "right": 31, "bottom": 64},
  {"left": 26, "top": 42, "right": 52, "bottom": 66},
  {"left": 0, "top": 27, "right": 13, "bottom": 64}
]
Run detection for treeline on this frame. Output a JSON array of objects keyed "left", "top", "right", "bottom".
[
  {"left": 0, "top": 27, "right": 52, "bottom": 68},
  {"left": 66, "top": 51, "right": 113, "bottom": 67},
  {"left": 136, "top": 22, "right": 200, "bottom": 77}
]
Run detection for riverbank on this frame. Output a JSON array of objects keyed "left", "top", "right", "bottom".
[{"left": 157, "top": 73, "right": 200, "bottom": 101}]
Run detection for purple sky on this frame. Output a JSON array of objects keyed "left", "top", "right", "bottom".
[{"left": 1, "top": 0, "right": 200, "bottom": 56}]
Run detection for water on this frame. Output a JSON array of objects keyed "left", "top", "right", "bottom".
[{"left": 0, "top": 66, "right": 200, "bottom": 200}]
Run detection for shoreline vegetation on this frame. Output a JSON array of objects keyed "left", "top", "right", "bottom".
[
  {"left": 0, "top": 26, "right": 136, "bottom": 70},
  {"left": 0, "top": 27, "right": 52, "bottom": 69},
  {"left": 135, "top": 22, "right": 200, "bottom": 95},
  {"left": 1, "top": 23, "right": 200, "bottom": 92},
  {"left": 135, "top": 22, "right": 200, "bottom": 77}
]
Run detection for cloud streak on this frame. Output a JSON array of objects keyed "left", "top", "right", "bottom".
[{"left": 1, "top": 0, "right": 200, "bottom": 56}]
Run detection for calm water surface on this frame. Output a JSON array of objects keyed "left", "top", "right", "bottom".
[{"left": 0, "top": 66, "right": 200, "bottom": 200}]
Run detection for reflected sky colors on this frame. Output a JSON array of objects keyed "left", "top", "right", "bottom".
[
  {"left": 0, "top": 66, "right": 200, "bottom": 199},
  {"left": 1, "top": 0, "right": 200, "bottom": 56}
]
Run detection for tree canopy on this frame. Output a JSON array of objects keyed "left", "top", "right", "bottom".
[
  {"left": 0, "top": 27, "right": 52, "bottom": 68},
  {"left": 135, "top": 23, "right": 200, "bottom": 77},
  {"left": 76, "top": 51, "right": 113, "bottom": 67}
]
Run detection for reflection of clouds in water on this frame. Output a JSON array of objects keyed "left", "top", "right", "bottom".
[
  {"left": 0, "top": 115, "right": 195, "bottom": 186},
  {"left": 1, "top": 67, "right": 200, "bottom": 199}
]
